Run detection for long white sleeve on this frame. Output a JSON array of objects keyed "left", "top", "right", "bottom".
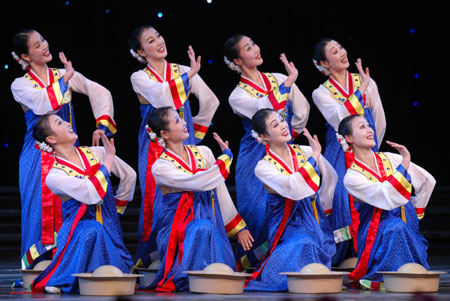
[
  {"left": 11, "top": 76, "right": 59, "bottom": 114},
  {"left": 189, "top": 72, "right": 220, "bottom": 128},
  {"left": 384, "top": 152, "right": 436, "bottom": 210},
  {"left": 152, "top": 146, "right": 231, "bottom": 192}
]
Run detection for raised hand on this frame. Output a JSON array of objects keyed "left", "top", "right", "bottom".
[
  {"left": 280, "top": 53, "right": 298, "bottom": 87},
  {"left": 212, "top": 132, "right": 229, "bottom": 152},
  {"left": 59, "top": 52, "right": 74, "bottom": 84},
  {"left": 187, "top": 45, "right": 201, "bottom": 79},
  {"left": 92, "top": 129, "right": 106, "bottom": 146},
  {"left": 303, "top": 128, "right": 322, "bottom": 160},
  {"left": 355, "top": 58, "right": 370, "bottom": 95},
  {"left": 236, "top": 229, "right": 254, "bottom": 251},
  {"left": 386, "top": 141, "right": 410, "bottom": 170}
]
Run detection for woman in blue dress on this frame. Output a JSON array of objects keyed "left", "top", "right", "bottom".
[
  {"left": 129, "top": 25, "right": 219, "bottom": 268},
  {"left": 29, "top": 113, "right": 135, "bottom": 293},
  {"left": 10, "top": 29, "right": 117, "bottom": 271},
  {"left": 311, "top": 38, "right": 386, "bottom": 266},
  {"left": 145, "top": 107, "right": 253, "bottom": 292},
  {"left": 245, "top": 108, "right": 336, "bottom": 291},
  {"left": 223, "top": 34, "right": 310, "bottom": 270},
  {"left": 339, "top": 115, "right": 435, "bottom": 290}
]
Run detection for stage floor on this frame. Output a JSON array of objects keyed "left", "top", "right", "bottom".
[{"left": 1, "top": 257, "right": 450, "bottom": 300}]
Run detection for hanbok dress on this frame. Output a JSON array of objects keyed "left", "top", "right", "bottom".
[{"left": 130, "top": 62, "right": 219, "bottom": 267}]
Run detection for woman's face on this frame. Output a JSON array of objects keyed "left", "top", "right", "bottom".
[
  {"left": 345, "top": 116, "right": 376, "bottom": 149},
  {"left": 161, "top": 109, "right": 189, "bottom": 143},
  {"left": 322, "top": 40, "right": 349, "bottom": 72},
  {"left": 262, "top": 112, "right": 291, "bottom": 146},
  {"left": 22, "top": 31, "right": 52, "bottom": 65},
  {"left": 234, "top": 36, "right": 263, "bottom": 69},
  {"left": 138, "top": 27, "right": 167, "bottom": 62},
  {"left": 46, "top": 115, "right": 78, "bottom": 146}
]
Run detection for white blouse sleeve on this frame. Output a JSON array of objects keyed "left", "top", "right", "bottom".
[
  {"left": 344, "top": 162, "right": 410, "bottom": 211},
  {"left": 384, "top": 152, "right": 436, "bottom": 211},
  {"left": 152, "top": 146, "right": 232, "bottom": 192},
  {"left": 228, "top": 85, "right": 274, "bottom": 119},
  {"left": 254, "top": 156, "right": 319, "bottom": 201},
  {"left": 46, "top": 166, "right": 109, "bottom": 205},
  {"left": 11, "top": 77, "right": 58, "bottom": 114}
]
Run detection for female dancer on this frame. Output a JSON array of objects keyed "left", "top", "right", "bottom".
[
  {"left": 129, "top": 25, "right": 219, "bottom": 267},
  {"left": 245, "top": 109, "right": 336, "bottom": 291},
  {"left": 311, "top": 38, "right": 386, "bottom": 266},
  {"left": 10, "top": 29, "right": 117, "bottom": 270},
  {"left": 223, "top": 34, "right": 310, "bottom": 270},
  {"left": 30, "top": 114, "right": 135, "bottom": 293},
  {"left": 339, "top": 115, "right": 435, "bottom": 290},
  {"left": 146, "top": 107, "right": 253, "bottom": 292}
]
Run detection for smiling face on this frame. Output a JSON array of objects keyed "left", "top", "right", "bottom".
[
  {"left": 45, "top": 115, "right": 78, "bottom": 146},
  {"left": 20, "top": 31, "right": 52, "bottom": 66},
  {"left": 233, "top": 36, "right": 263, "bottom": 69},
  {"left": 137, "top": 27, "right": 167, "bottom": 62},
  {"left": 261, "top": 112, "right": 291, "bottom": 146},
  {"left": 160, "top": 109, "right": 189, "bottom": 143},
  {"left": 321, "top": 40, "right": 349, "bottom": 73},
  {"left": 345, "top": 116, "right": 376, "bottom": 149}
]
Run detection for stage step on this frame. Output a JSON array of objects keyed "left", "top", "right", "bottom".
[{"left": 0, "top": 186, "right": 449, "bottom": 261}]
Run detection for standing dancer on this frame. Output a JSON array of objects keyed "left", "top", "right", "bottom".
[
  {"left": 223, "top": 34, "right": 310, "bottom": 270},
  {"left": 145, "top": 107, "right": 253, "bottom": 291},
  {"left": 30, "top": 114, "right": 135, "bottom": 293},
  {"left": 311, "top": 38, "right": 386, "bottom": 266},
  {"left": 339, "top": 115, "right": 435, "bottom": 290},
  {"left": 10, "top": 29, "right": 117, "bottom": 270},
  {"left": 129, "top": 25, "right": 220, "bottom": 268}
]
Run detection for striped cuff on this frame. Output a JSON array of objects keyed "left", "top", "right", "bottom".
[
  {"left": 88, "top": 165, "right": 110, "bottom": 200},
  {"left": 169, "top": 72, "right": 190, "bottom": 109},
  {"left": 291, "top": 129, "right": 300, "bottom": 140},
  {"left": 216, "top": 149, "right": 233, "bottom": 180},
  {"left": 193, "top": 123, "right": 209, "bottom": 141},
  {"left": 115, "top": 199, "right": 129, "bottom": 215},
  {"left": 225, "top": 214, "right": 247, "bottom": 237},
  {"left": 415, "top": 207, "right": 425, "bottom": 220},
  {"left": 96, "top": 115, "right": 117, "bottom": 136}
]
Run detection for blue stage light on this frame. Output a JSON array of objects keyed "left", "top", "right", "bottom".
[
  {"left": 65, "top": 1, "right": 69, "bottom": 5},
  {"left": 157, "top": 12, "right": 163, "bottom": 18},
  {"left": 410, "top": 28, "right": 415, "bottom": 34},
  {"left": 4, "top": 64, "right": 8, "bottom": 69},
  {"left": 105, "top": 9, "right": 110, "bottom": 14},
  {"left": 4, "top": 143, "right": 8, "bottom": 148},
  {"left": 413, "top": 101, "right": 418, "bottom": 107},
  {"left": 208, "top": 59, "right": 212, "bottom": 64},
  {"left": 414, "top": 73, "right": 419, "bottom": 78}
]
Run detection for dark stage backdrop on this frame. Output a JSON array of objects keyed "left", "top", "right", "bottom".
[{"left": 0, "top": 0, "right": 448, "bottom": 187}]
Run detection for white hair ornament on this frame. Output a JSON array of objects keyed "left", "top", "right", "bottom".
[
  {"left": 312, "top": 58, "right": 330, "bottom": 76},
  {"left": 146, "top": 125, "right": 165, "bottom": 147},
  {"left": 223, "top": 56, "right": 241, "bottom": 73},
  {"left": 36, "top": 141, "right": 54, "bottom": 153},
  {"left": 251, "top": 129, "right": 267, "bottom": 145},
  {"left": 336, "top": 133, "right": 350, "bottom": 152},
  {"left": 129, "top": 49, "right": 146, "bottom": 64},
  {"left": 11, "top": 51, "right": 29, "bottom": 70}
]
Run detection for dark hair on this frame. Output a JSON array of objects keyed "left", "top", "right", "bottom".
[
  {"left": 147, "top": 106, "right": 173, "bottom": 137},
  {"left": 223, "top": 34, "right": 245, "bottom": 61},
  {"left": 312, "top": 38, "right": 334, "bottom": 63},
  {"left": 252, "top": 108, "right": 276, "bottom": 135},
  {"left": 338, "top": 115, "right": 360, "bottom": 137},
  {"left": 32, "top": 114, "right": 54, "bottom": 143},
  {"left": 12, "top": 29, "right": 36, "bottom": 57},
  {"left": 128, "top": 25, "right": 155, "bottom": 51}
]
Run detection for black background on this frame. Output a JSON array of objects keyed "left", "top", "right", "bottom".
[{"left": 1, "top": 0, "right": 449, "bottom": 187}]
